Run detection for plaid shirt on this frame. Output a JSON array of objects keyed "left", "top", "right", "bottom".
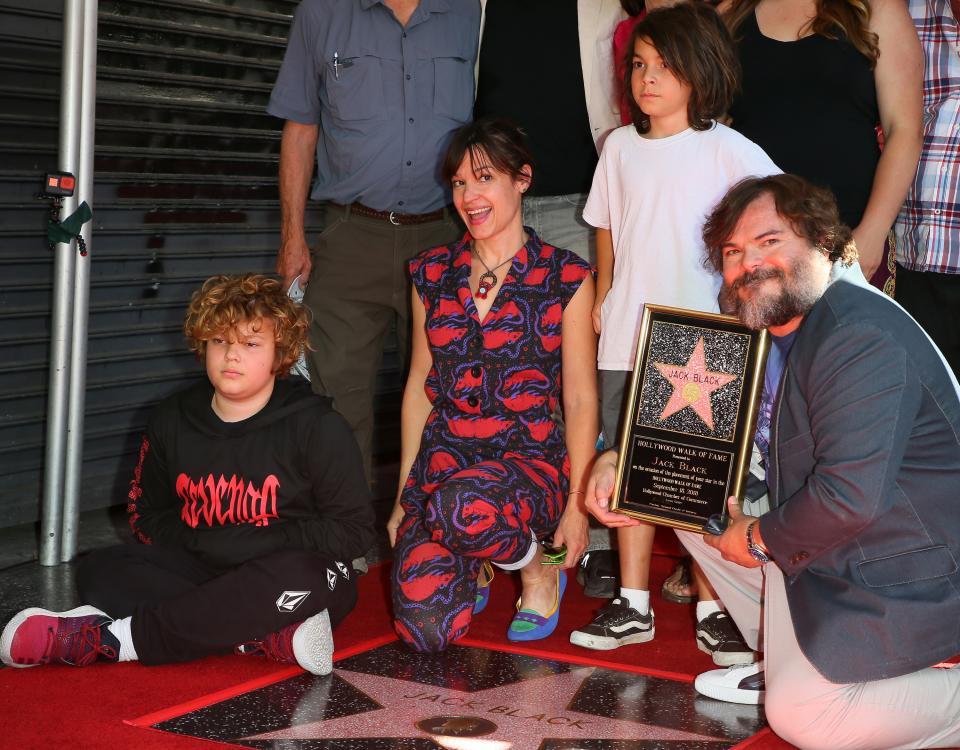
[{"left": 894, "top": 0, "right": 960, "bottom": 274}]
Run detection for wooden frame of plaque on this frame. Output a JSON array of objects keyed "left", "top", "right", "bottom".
[{"left": 610, "top": 305, "right": 769, "bottom": 534}]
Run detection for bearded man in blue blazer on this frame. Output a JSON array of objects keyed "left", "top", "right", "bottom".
[{"left": 586, "top": 174, "right": 960, "bottom": 750}]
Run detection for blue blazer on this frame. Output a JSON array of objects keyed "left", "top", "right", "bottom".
[{"left": 759, "top": 266, "right": 960, "bottom": 684}]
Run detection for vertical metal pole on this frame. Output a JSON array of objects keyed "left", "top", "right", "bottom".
[
  {"left": 61, "top": 0, "right": 99, "bottom": 562},
  {"left": 40, "top": 0, "right": 84, "bottom": 566}
]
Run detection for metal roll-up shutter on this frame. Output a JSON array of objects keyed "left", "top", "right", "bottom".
[
  {"left": 0, "top": 0, "right": 402, "bottom": 528},
  {"left": 0, "top": 0, "right": 65, "bottom": 527}
]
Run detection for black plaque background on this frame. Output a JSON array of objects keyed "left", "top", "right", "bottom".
[
  {"left": 613, "top": 307, "right": 767, "bottom": 533},
  {"left": 624, "top": 437, "right": 733, "bottom": 528}
]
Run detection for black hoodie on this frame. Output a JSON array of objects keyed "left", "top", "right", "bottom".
[{"left": 127, "top": 377, "right": 375, "bottom": 568}]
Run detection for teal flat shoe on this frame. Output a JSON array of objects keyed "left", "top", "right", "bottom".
[{"left": 507, "top": 568, "right": 567, "bottom": 642}]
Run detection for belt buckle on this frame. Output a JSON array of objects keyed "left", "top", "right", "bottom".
[{"left": 388, "top": 211, "right": 401, "bottom": 226}]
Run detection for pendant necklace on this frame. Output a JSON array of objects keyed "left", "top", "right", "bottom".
[{"left": 473, "top": 246, "right": 515, "bottom": 299}]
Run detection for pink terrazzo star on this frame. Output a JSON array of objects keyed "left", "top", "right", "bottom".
[
  {"left": 653, "top": 337, "right": 736, "bottom": 431},
  {"left": 246, "top": 667, "right": 721, "bottom": 748}
]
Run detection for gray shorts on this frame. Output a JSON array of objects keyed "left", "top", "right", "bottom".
[{"left": 600, "top": 369, "right": 630, "bottom": 450}]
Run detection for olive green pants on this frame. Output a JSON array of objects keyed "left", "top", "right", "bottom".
[{"left": 303, "top": 204, "right": 461, "bottom": 480}]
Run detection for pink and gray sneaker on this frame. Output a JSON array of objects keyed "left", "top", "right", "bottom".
[
  {"left": 237, "top": 609, "right": 334, "bottom": 676},
  {"left": 0, "top": 605, "right": 118, "bottom": 668}
]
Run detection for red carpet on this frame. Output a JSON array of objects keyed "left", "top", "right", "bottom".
[
  {"left": 0, "top": 555, "right": 789, "bottom": 749},
  {"left": 0, "top": 568, "right": 394, "bottom": 750}
]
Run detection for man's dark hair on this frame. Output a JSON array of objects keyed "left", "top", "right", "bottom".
[
  {"left": 620, "top": 0, "right": 645, "bottom": 15},
  {"left": 441, "top": 117, "right": 533, "bottom": 187},
  {"left": 702, "top": 174, "right": 859, "bottom": 272},
  {"left": 624, "top": 2, "right": 739, "bottom": 134}
]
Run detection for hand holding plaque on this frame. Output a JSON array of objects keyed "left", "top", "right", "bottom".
[{"left": 611, "top": 305, "right": 768, "bottom": 534}]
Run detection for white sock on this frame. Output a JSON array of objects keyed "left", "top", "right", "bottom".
[
  {"left": 696, "top": 600, "right": 723, "bottom": 622},
  {"left": 619, "top": 587, "right": 650, "bottom": 614},
  {"left": 107, "top": 617, "right": 139, "bottom": 662}
]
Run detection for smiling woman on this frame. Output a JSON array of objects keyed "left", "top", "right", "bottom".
[
  {"left": 387, "top": 118, "right": 599, "bottom": 653},
  {"left": 444, "top": 123, "right": 532, "bottom": 314}
]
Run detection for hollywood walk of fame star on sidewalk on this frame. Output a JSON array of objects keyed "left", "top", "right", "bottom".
[
  {"left": 246, "top": 666, "right": 723, "bottom": 748},
  {"left": 653, "top": 337, "right": 736, "bottom": 431}
]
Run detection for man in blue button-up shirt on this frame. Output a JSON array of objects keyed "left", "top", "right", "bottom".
[{"left": 268, "top": 0, "right": 479, "bottom": 480}]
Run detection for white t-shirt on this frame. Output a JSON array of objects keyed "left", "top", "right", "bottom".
[{"left": 584, "top": 122, "right": 781, "bottom": 370}]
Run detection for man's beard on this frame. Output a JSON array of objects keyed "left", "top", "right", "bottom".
[{"left": 720, "top": 259, "right": 824, "bottom": 331}]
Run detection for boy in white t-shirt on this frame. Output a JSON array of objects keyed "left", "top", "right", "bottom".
[{"left": 571, "top": 1, "right": 780, "bottom": 662}]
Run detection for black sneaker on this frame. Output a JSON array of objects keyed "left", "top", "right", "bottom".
[
  {"left": 576, "top": 549, "right": 619, "bottom": 598},
  {"left": 696, "top": 611, "right": 756, "bottom": 667},
  {"left": 569, "top": 598, "right": 654, "bottom": 650}
]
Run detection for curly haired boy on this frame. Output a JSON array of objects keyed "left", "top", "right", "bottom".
[{"left": 2, "top": 274, "right": 374, "bottom": 674}]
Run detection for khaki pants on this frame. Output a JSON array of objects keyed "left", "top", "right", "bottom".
[
  {"left": 678, "top": 531, "right": 960, "bottom": 750},
  {"left": 303, "top": 204, "right": 461, "bottom": 480}
]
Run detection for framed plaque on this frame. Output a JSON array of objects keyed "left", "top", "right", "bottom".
[{"left": 610, "top": 305, "right": 769, "bottom": 534}]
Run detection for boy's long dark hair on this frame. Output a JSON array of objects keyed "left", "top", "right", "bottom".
[{"left": 624, "top": 2, "right": 740, "bottom": 135}]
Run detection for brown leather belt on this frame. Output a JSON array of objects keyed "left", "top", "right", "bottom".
[{"left": 347, "top": 202, "right": 446, "bottom": 226}]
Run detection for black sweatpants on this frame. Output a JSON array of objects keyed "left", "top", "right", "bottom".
[{"left": 76, "top": 544, "right": 357, "bottom": 666}]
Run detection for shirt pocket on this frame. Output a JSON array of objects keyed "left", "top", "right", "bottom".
[
  {"left": 433, "top": 55, "right": 473, "bottom": 122},
  {"left": 323, "top": 54, "right": 387, "bottom": 121}
]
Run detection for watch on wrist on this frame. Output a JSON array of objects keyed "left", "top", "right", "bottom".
[{"left": 746, "top": 520, "right": 772, "bottom": 564}]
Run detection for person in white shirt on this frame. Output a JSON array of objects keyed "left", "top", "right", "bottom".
[{"left": 570, "top": 1, "right": 779, "bottom": 663}]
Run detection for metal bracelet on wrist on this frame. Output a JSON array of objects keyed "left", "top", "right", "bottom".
[{"left": 746, "top": 520, "right": 772, "bottom": 564}]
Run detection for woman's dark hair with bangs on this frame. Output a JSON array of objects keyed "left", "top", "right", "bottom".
[
  {"left": 624, "top": 2, "right": 740, "bottom": 135},
  {"left": 441, "top": 117, "right": 533, "bottom": 187}
]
